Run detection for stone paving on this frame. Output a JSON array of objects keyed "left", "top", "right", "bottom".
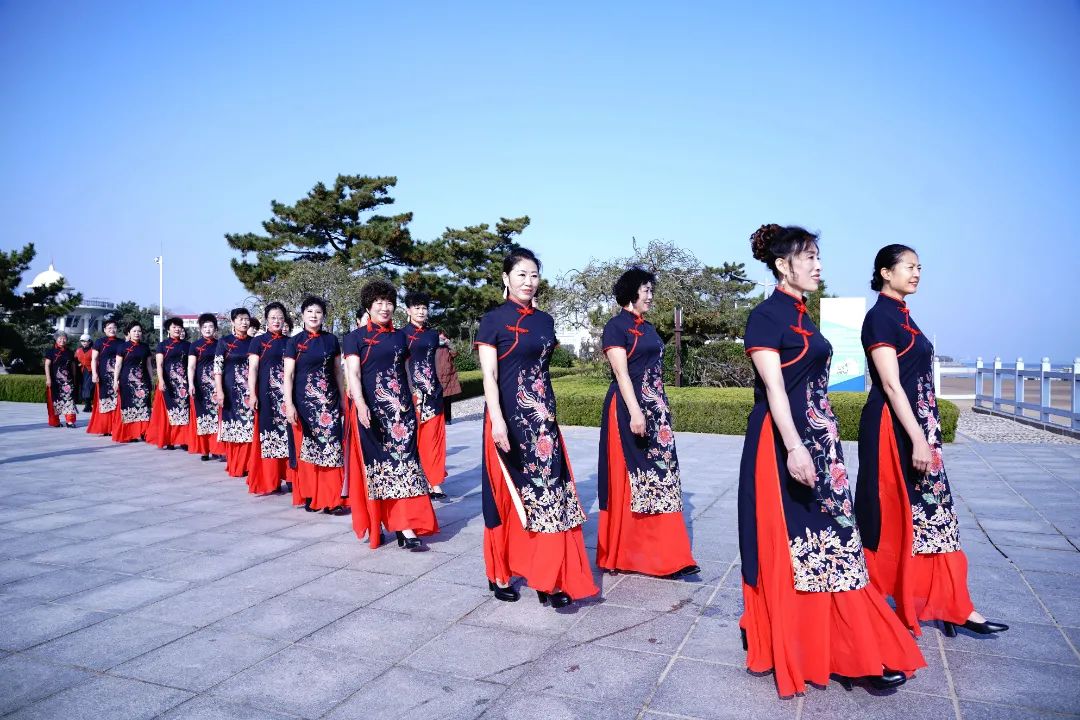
[{"left": 1, "top": 400, "right": 1078, "bottom": 719}]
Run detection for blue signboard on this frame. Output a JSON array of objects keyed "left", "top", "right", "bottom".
[{"left": 820, "top": 297, "right": 867, "bottom": 392}]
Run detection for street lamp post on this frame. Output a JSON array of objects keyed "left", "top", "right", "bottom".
[
  {"left": 674, "top": 305, "right": 683, "bottom": 387},
  {"left": 155, "top": 255, "right": 163, "bottom": 340}
]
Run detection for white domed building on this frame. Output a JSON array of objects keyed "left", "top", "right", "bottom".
[{"left": 28, "top": 263, "right": 117, "bottom": 336}]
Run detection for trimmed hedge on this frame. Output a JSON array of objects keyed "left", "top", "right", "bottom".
[
  {"left": 549, "top": 375, "right": 959, "bottom": 443},
  {"left": 0, "top": 374, "right": 47, "bottom": 403}
]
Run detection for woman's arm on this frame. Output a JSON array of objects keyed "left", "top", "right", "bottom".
[
  {"left": 247, "top": 356, "right": 260, "bottom": 411},
  {"left": 333, "top": 356, "right": 347, "bottom": 413},
  {"left": 91, "top": 349, "right": 100, "bottom": 383},
  {"left": 145, "top": 353, "right": 155, "bottom": 388},
  {"left": 213, "top": 359, "right": 225, "bottom": 405},
  {"left": 283, "top": 357, "right": 297, "bottom": 425},
  {"left": 187, "top": 355, "right": 197, "bottom": 398},
  {"left": 155, "top": 353, "right": 166, "bottom": 388},
  {"left": 344, "top": 355, "right": 370, "bottom": 428},
  {"left": 478, "top": 344, "right": 509, "bottom": 451},
  {"left": 43, "top": 358, "right": 52, "bottom": 387},
  {"left": 112, "top": 353, "right": 123, "bottom": 390},
  {"left": 605, "top": 347, "right": 645, "bottom": 436},
  {"left": 869, "top": 346, "right": 933, "bottom": 473},
  {"left": 750, "top": 351, "right": 815, "bottom": 487}
]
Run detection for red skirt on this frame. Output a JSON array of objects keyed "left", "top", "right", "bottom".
[
  {"left": 146, "top": 388, "right": 188, "bottom": 448},
  {"left": 596, "top": 397, "right": 696, "bottom": 576},
  {"left": 86, "top": 386, "right": 116, "bottom": 435},
  {"left": 223, "top": 440, "right": 252, "bottom": 477},
  {"left": 45, "top": 387, "right": 75, "bottom": 427},
  {"left": 740, "top": 418, "right": 925, "bottom": 697},
  {"left": 482, "top": 413, "right": 598, "bottom": 600},
  {"left": 111, "top": 393, "right": 149, "bottom": 443},
  {"left": 289, "top": 423, "right": 345, "bottom": 510},
  {"left": 186, "top": 400, "right": 224, "bottom": 456},
  {"left": 345, "top": 411, "right": 439, "bottom": 548},
  {"left": 416, "top": 412, "right": 447, "bottom": 487},
  {"left": 246, "top": 414, "right": 294, "bottom": 495},
  {"left": 863, "top": 405, "right": 975, "bottom": 633}
]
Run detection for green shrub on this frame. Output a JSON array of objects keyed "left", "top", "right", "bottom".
[
  {"left": 451, "top": 340, "right": 479, "bottom": 371},
  {"left": 0, "top": 374, "right": 47, "bottom": 403},
  {"left": 549, "top": 375, "right": 959, "bottom": 442},
  {"left": 550, "top": 344, "right": 575, "bottom": 368}
]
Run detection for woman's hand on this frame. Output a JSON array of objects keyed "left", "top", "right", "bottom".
[
  {"left": 285, "top": 402, "right": 297, "bottom": 425},
  {"left": 188, "top": 382, "right": 196, "bottom": 398},
  {"left": 45, "top": 378, "right": 52, "bottom": 388},
  {"left": 112, "top": 379, "right": 120, "bottom": 392},
  {"left": 212, "top": 389, "right": 224, "bottom": 406},
  {"left": 247, "top": 391, "right": 258, "bottom": 411},
  {"left": 491, "top": 416, "right": 511, "bottom": 452},
  {"left": 355, "top": 401, "right": 371, "bottom": 429},
  {"left": 912, "top": 436, "right": 933, "bottom": 475},
  {"left": 629, "top": 409, "right": 647, "bottom": 436},
  {"left": 785, "top": 444, "right": 816, "bottom": 488}
]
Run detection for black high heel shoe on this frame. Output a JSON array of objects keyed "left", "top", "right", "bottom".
[
  {"left": 428, "top": 488, "right": 447, "bottom": 500},
  {"left": 488, "top": 580, "right": 520, "bottom": 602},
  {"left": 395, "top": 531, "right": 427, "bottom": 552},
  {"left": 536, "top": 590, "right": 572, "bottom": 609},
  {"left": 666, "top": 564, "right": 701, "bottom": 580},
  {"left": 201, "top": 454, "right": 211, "bottom": 461},
  {"left": 835, "top": 668, "right": 906, "bottom": 691},
  {"left": 942, "top": 619, "right": 1009, "bottom": 637},
  {"left": 740, "top": 628, "right": 748, "bottom": 651},
  {"left": 303, "top": 498, "right": 316, "bottom": 512}
]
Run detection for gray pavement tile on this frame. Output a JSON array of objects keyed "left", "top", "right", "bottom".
[
  {"left": 3, "top": 566, "right": 128, "bottom": 600},
  {"left": 1040, "top": 594, "right": 1080, "bottom": 628},
  {"left": 275, "top": 540, "right": 356, "bottom": 568},
  {"left": 150, "top": 513, "right": 239, "bottom": 533},
  {"left": 423, "top": 551, "right": 489, "bottom": 587},
  {"left": 0, "top": 532, "right": 81, "bottom": 559},
  {"left": 211, "top": 645, "right": 387, "bottom": 719},
  {"left": 483, "top": 688, "right": 640, "bottom": 720},
  {"left": 27, "top": 613, "right": 194, "bottom": 670},
  {"left": 405, "top": 623, "right": 556, "bottom": 682},
  {"left": 107, "top": 525, "right": 197, "bottom": 546},
  {"left": 132, "top": 584, "right": 274, "bottom": 628},
  {"left": 285, "top": 567, "right": 411, "bottom": 605},
  {"left": 52, "top": 516, "right": 153, "bottom": 540},
  {"left": 160, "top": 695, "right": 299, "bottom": 719},
  {"left": 84, "top": 546, "right": 201, "bottom": 574},
  {"left": 1, "top": 511, "right": 92, "bottom": 533},
  {"left": 800, "top": 686, "right": 956, "bottom": 718},
  {"left": 299, "top": 607, "right": 453, "bottom": 662},
  {"left": 648, "top": 658, "right": 800, "bottom": 718},
  {"left": 54, "top": 576, "right": 191, "bottom": 612},
  {"left": 457, "top": 596, "right": 583, "bottom": 642},
  {"left": 0, "top": 653, "right": 96, "bottom": 716},
  {"left": 0, "top": 559, "right": 58, "bottom": 585},
  {"left": 323, "top": 666, "right": 502, "bottom": 720},
  {"left": 208, "top": 558, "right": 334, "bottom": 593},
  {"left": 210, "top": 594, "right": 355, "bottom": 641},
  {"left": 1000, "top": 546, "right": 1080, "bottom": 576},
  {"left": 563, "top": 603, "right": 696, "bottom": 656},
  {"left": 515, "top": 642, "right": 670, "bottom": 707},
  {"left": 989, "top": 530, "right": 1075, "bottom": 551},
  {"left": 111, "top": 627, "right": 289, "bottom": 691},
  {"left": 5, "top": 674, "right": 193, "bottom": 720},
  {"left": 942, "top": 620, "right": 1080, "bottom": 665},
  {"left": 143, "top": 553, "right": 260, "bottom": 583},
  {"left": 25, "top": 536, "right": 142, "bottom": 565},
  {"left": 369, "top": 578, "right": 492, "bottom": 621},
  {"left": 271, "top": 521, "right": 350, "bottom": 541},
  {"left": 947, "top": 649, "right": 1080, "bottom": 714},
  {"left": 981, "top": 517, "right": 1060, "bottom": 534},
  {"left": 958, "top": 700, "right": 1080, "bottom": 719},
  {"left": 601, "top": 574, "right": 713, "bottom": 614},
  {"left": 218, "top": 534, "right": 308, "bottom": 559},
  {"left": 347, "top": 543, "right": 455, "bottom": 575},
  {"left": 229, "top": 517, "right": 302, "bottom": 534},
  {"left": 152, "top": 530, "right": 246, "bottom": 553},
  {"left": 967, "top": 565, "right": 1055, "bottom": 624}
]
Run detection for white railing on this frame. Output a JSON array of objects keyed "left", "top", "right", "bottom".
[{"left": 954, "top": 357, "right": 1080, "bottom": 432}]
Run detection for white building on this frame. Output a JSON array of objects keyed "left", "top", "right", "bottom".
[{"left": 28, "top": 263, "right": 117, "bottom": 336}]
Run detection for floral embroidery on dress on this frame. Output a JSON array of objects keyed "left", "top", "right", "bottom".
[
  {"left": 52, "top": 362, "right": 76, "bottom": 416},
  {"left": 298, "top": 367, "right": 343, "bottom": 467},
  {"left": 410, "top": 358, "right": 439, "bottom": 423},
  {"left": 911, "top": 371, "right": 961, "bottom": 554},
  {"left": 788, "top": 526, "right": 870, "bottom": 592},
  {"left": 219, "top": 363, "right": 254, "bottom": 443},
  {"left": 628, "top": 364, "right": 683, "bottom": 514},
  {"left": 260, "top": 360, "right": 289, "bottom": 459},
  {"left": 511, "top": 350, "right": 587, "bottom": 533},
  {"left": 165, "top": 361, "right": 190, "bottom": 425},
  {"left": 120, "top": 365, "right": 150, "bottom": 423},
  {"left": 365, "top": 358, "right": 427, "bottom": 497},
  {"left": 194, "top": 365, "right": 218, "bottom": 435},
  {"left": 803, "top": 363, "right": 857, "bottom": 529},
  {"left": 99, "top": 357, "right": 118, "bottom": 412}
]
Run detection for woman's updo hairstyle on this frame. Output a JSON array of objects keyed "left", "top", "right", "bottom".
[
  {"left": 750, "top": 224, "right": 819, "bottom": 280},
  {"left": 870, "top": 244, "right": 917, "bottom": 292},
  {"left": 613, "top": 267, "right": 657, "bottom": 307},
  {"left": 502, "top": 246, "right": 541, "bottom": 275}
]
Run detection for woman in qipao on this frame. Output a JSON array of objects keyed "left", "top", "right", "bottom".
[
  {"left": 344, "top": 281, "right": 439, "bottom": 549},
  {"left": 596, "top": 268, "right": 699, "bottom": 579},
  {"left": 738, "top": 224, "right": 925, "bottom": 696},
  {"left": 147, "top": 317, "right": 191, "bottom": 450},
  {"left": 214, "top": 308, "right": 255, "bottom": 477},
  {"left": 247, "top": 302, "right": 296, "bottom": 497},
  {"left": 856, "top": 245, "right": 1007, "bottom": 639},
  {"left": 44, "top": 331, "right": 77, "bottom": 428},
  {"left": 477, "top": 247, "right": 597, "bottom": 608},
  {"left": 404, "top": 291, "right": 448, "bottom": 500},
  {"left": 111, "top": 321, "right": 153, "bottom": 442},
  {"left": 283, "top": 297, "right": 347, "bottom": 514},
  {"left": 87, "top": 317, "right": 123, "bottom": 435},
  {"left": 187, "top": 313, "right": 224, "bottom": 461}
]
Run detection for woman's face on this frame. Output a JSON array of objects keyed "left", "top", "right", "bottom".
[
  {"left": 302, "top": 304, "right": 324, "bottom": 332},
  {"left": 884, "top": 251, "right": 921, "bottom": 297},
  {"left": 128, "top": 325, "right": 143, "bottom": 342},
  {"left": 168, "top": 323, "right": 183, "bottom": 340},
  {"left": 104, "top": 323, "right": 117, "bottom": 338},
  {"left": 200, "top": 321, "right": 216, "bottom": 339},
  {"left": 503, "top": 259, "right": 539, "bottom": 305},
  {"left": 369, "top": 298, "right": 394, "bottom": 325},
  {"left": 407, "top": 303, "right": 429, "bottom": 326},
  {"left": 631, "top": 282, "right": 654, "bottom": 315},
  {"left": 779, "top": 245, "right": 822, "bottom": 295},
  {"left": 266, "top": 308, "right": 285, "bottom": 334},
  {"left": 56, "top": 334, "right": 68, "bottom": 348},
  {"left": 233, "top": 314, "right": 251, "bottom": 335}
]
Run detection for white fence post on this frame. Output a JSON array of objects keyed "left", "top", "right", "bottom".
[
  {"left": 1014, "top": 357, "right": 1025, "bottom": 418},
  {"left": 975, "top": 357, "right": 984, "bottom": 407},
  {"left": 1073, "top": 358, "right": 1080, "bottom": 432},
  {"left": 933, "top": 356, "right": 941, "bottom": 397},
  {"left": 1040, "top": 357, "right": 1052, "bottom": 423},
  {"left": 993, "top": 357, "right": 1003, "bottom": 412}
]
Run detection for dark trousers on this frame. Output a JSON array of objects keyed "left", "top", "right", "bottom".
[{"left": 443, "top": 399, "right": 452, "bottom": 424}]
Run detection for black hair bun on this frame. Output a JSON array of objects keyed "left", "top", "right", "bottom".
[{"left": 750, "top": 224, "right": 782, "bottom": 264}]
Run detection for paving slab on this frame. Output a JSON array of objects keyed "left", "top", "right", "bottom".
[
  {"left": 0, "top": 653, "right": 96, "bottom": 716},
  {"left": 26, "top": 613, "right": 193, "bottom": 670},
  {"left": 4, "top": 674, "right": 193, "bottom": 720}
]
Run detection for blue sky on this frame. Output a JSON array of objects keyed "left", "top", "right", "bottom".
[{"left": 2, "top": 1, "right": 1077, "bottom": 362}]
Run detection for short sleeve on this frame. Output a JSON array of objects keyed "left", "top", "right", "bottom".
[
  {"left": 328, "top": 334, "right": 341, "bottom": 357},
  {"left": 341, "top": 330, "right": 360, "bottom": 357},
  {"left": 744, "top": 307, "right": 783, "bottom": 354},
  {"left": 862, "top": 308, "right": 900, "bottom": 353},
  {"left": 283, "top": 336, "right": 300, "bottom": 360},
  {"left": 155, "top": 341, "right": 166, "bottom": 354},
  {"left": 214, "top": 338, "right": 226, "bottom": 358},
  {"left": 601, "top": 318, "right": 626, "bottom": 353},
  {"left": 475, "top": 310, "right": 501, "bottom": 348}
]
